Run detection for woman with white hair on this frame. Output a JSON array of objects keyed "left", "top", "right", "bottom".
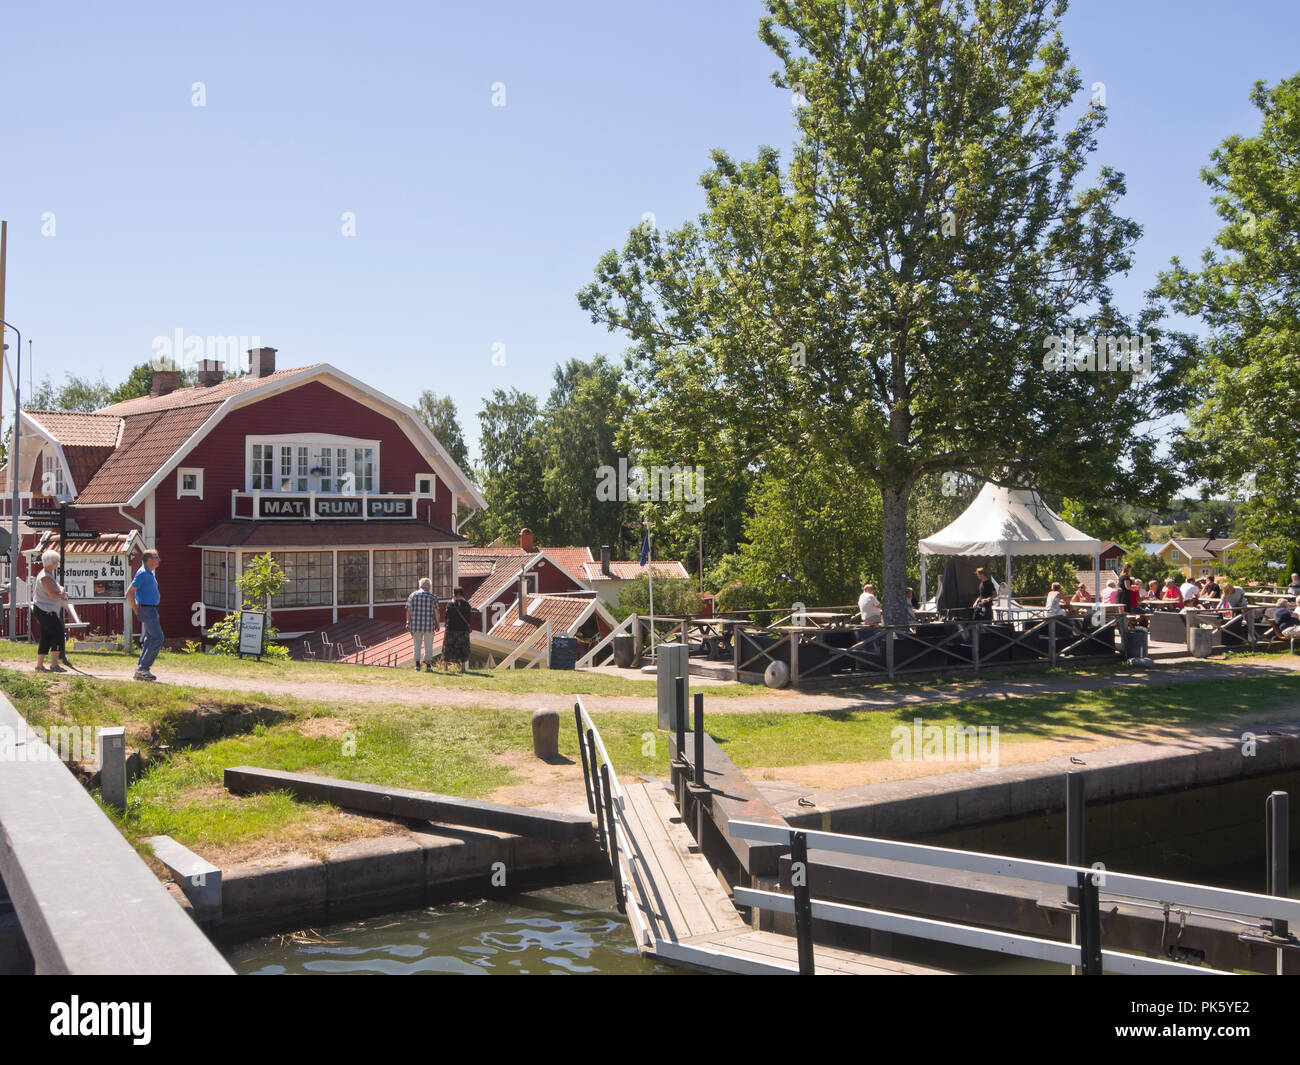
[{"left": 32, "top": 549, "right": 69, "bottom": 673}]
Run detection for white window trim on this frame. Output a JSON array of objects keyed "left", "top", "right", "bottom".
[
  {"left": 414, "top": 473, "right": 437, "bottom": 499},
  {"left": 178, "top": 467, "right": 204, "bottom": 499},
  {"left": 245, "top": 434, "right": 381, "bottom": 493},
  {"left": 41, "top": 450, "right": 70, "bottom": 501}
]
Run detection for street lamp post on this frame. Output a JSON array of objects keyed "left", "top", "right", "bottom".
[{"left": 2, "top": 318, "right": 20, "bottom": 641}]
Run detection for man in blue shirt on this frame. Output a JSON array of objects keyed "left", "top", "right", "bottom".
[{"left": 126, "top": 549, "right": 163, "bottom": 681}]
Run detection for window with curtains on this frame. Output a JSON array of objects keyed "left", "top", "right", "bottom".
[
  {"left": 431, "top": 548, "right": 453, "bottom": 598},
  {"left": 338, "top": 551, "right": 369, "bottom": 605},
  {"left": 247, "top": 436, "right": 379, "bottom": 493},
  {"left": 270, "top": 551, "right": 333, "bottom": 607},
  {"left": 373, "top": 549, "right": 424, "bottom": 603}
]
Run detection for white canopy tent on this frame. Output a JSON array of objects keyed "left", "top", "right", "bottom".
[{"left": 918, "top": 483, "right": 1104, "bottom": 612}]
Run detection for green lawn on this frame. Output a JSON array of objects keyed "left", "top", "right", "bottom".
[{"left": 4, "top": 663, "right": 1297, "bottom": 855}]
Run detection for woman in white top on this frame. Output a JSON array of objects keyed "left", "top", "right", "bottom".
[
  {"left": 1044, "top": 582, "right": 1066, "bottom": 617},
  {"left": 32, "top": 549, "right": 69, "bottom": 673},
  {"left": 1220, "top": 582, "right": 1247, "bottom": 615}
]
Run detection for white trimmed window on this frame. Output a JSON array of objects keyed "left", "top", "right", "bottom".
[
  {"left": 432, "top": 548, "right": 453, "bottom": 598},
  {"left": 202, "top": 551, "right": 235, "bottom": 611},
  {"left": 373, "top": 549, "right": 424, "bottom": 603},
  {"left": 41, "top": 451, "right": 68, "bottom": 500},
  {"left": 178, "top": 468, "right": 203, "bottom": 499},
  {"left": 247, "top": 435, "right": 379, "bottom": 494},
  {"left": 270, "top": 551, "right": 333, "bottom": 607}
]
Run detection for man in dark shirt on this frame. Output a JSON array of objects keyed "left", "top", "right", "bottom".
[
  {"left": 972, "top": 566, "right": 998, "bottom": 621},
  {"left": 1274, "top": 598, "right": 1300, "bottom": 634},
  {"left": 1287, "top": 573, "right": 1300, "bottom": 597}
]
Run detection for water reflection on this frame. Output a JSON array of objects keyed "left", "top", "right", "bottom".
[{"left": 224, "top": 883, "right": 677, "bottom": 976}]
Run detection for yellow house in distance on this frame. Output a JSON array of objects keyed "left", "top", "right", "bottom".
[{"left": 1154, "top": 538, "right": 1261, "bottom": 578}]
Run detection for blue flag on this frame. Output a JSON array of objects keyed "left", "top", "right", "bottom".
[{"left": 639, "top": 528, "right": 650, "bottom": 566}]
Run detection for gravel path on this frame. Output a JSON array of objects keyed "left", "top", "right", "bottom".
[{"left": 12, "top": 655, "right": 1297, "bottom": 715}]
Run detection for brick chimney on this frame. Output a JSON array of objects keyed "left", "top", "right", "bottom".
[
  {"left": 601, "top": 545, "right": 611, "bottom": 576},
  {"left": 151, "top": 368, "right": 181, "bottom": 396},
  {"left": 248, "top": 346, "right": 277, "bottom": 378},
  {"left": 197, "top": 358, "right": 225, "bottom": 387},
  {"left": 519, "top": 527, "right": 535, "bottom": 552}
]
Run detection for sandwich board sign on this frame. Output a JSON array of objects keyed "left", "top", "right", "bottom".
[{"left": 237, "top": 611, "right": 266, "bottom": 659}]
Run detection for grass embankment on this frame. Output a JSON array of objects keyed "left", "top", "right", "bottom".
[
  {"left": 0, "top": 643, "right": 761, "bottom": 697},
  {"left": 3, "top": 663, "right": 1297, "bottom": 860}
]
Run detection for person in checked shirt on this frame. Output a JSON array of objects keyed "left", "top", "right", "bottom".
[{"left": 405, "top": 578, "right": 440, "bottom": 672}]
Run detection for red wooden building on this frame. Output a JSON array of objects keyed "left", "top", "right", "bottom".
[{"left": 0, "top": 349, "right": 485, "bottom": 642}]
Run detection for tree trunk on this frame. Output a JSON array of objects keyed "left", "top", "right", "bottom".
[{"left": 880, "top": 481, "right": 913, "bottom": 626}]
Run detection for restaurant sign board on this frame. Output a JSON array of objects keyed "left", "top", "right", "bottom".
[{"left": 257, "top": 494, "right": 414, "bottom": 520}]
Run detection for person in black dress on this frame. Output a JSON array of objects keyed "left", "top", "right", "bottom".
[
  {"left": 442, "top": 587, "right": 473, "bottom": 673},
  {"left": 972, "top": 566, "right": 998, "bottom": 621}
]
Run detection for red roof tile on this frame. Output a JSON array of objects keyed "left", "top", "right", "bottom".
[
  {"left": 33, "top": 531, "right": 142, "bottom": 555},
  {"left": 191, "top": 520, "right": 464, "bottom": 549},
  {"left": 76, "top": 403, "right": 221, "bottom": 504},
  {"left": 96, "top": 366, "right": 320, "bottom": 416},
  {"left": 488, "top": 594, "right": 596, "bottom": 647},
  {"left": 582, "top": 560, "right": 690, "bottom": 580},
  {"left": 25, "top": 410, "right": 122, "bottom": 447}
]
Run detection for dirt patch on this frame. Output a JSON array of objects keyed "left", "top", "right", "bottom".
[
  {"left": 486, "top": 749, "right": 590, "bottom": 814},
  {"left": 297, "top": 716, "right": 355, "bottom": 740},
  {"left": 198, "top": 806, "right": 410, "bottom": 868},
  {"left": 146, "top": 782, "right": 411, "bottom": 869}
]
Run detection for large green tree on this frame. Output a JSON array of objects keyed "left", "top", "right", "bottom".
[
  {"left": 541, "top": 356, "right": 634, "bottom": 553},
  {"left": 414, "top": 390, "right": 472, "bottom": 474},
  {"left": 473, "top": 388, "right": 548, "bottom": 543},
  {"left": 1155, "top": 73, "right": 1300, "bottom": 559},
  {"left": 580, "top": 0, "right": 1175, "bottom": 624}
]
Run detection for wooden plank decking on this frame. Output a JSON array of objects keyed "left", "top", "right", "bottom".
[{"left": 617, "top": 781, "right": 947, "bottom": 975}]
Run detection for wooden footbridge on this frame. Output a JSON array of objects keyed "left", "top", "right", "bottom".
[
  {"left": 574, "top": 691, "right": 1299, "bottom": 976},
  {"left": 573, "top": 698, "right": 943, "bottom": 974}
]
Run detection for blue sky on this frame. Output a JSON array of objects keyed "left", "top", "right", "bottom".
[{"left": 2, "top": 0, "right": 1297, "bottom": 464}]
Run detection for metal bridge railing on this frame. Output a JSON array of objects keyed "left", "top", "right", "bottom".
[{"left": 728, "top": 817, "right": 1299, "bottom": 976}]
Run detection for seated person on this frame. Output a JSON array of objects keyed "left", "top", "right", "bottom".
[
  {"left": 1287, "top": 573, "right": 1300, "bottom": 597},
  {"left": 857, "top": 583, "right": 883, "bottom": 626},
  {"left": 1044, "top": 582, "right": 1067, "bottom": 617},
  {"left": 904, "top": 587, "right": 918, "bottom": 623},
  {"left": 1071, "top": 582, "right": 1093, "bottom": 604},
  {"left": 1161, "top": 578, "right": 1184, "bottom": 605},
  {"left": 1101, "top": 580, "right": 1119, "bottom": 605},
  {"left": 1203, "top": 575, "right": 1222, "bottom": 599},
  {"left": 1220, "top": 581, "right": 1247, "bottom": 615},
  {"left": 1143, "top": 579, "right": 1162, "bottom": 601},
  {"left": 1180, "top": 577, "right": 1200, "bottom": 605},
  {"left": 1272, "top": 597, "right": 1300, "bottom": 636}
]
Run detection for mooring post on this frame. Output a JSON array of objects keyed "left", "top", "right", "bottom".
[
  {"left": 790, "top": 830, "right": 815, "bottom": 975},
  {"left": 673, "top": 674, "right": 688, "bottom": 810},
  {"left": 1266, "top": 791, "right": 1289, "bottom": 945},
  {"left": 1076, "top": 871, "right": 1103, "bottom": 975},
  {"left": 600, "top": 764, "right": 624, "bottom": 914},
  {"left": 587, "top": 727, "right": 607, "bottom": 856},
  {"left": 574, "top": 704, "right": 595, "bottom": 815},
  {"left": 1066, "top": 771, "right": 1085, "bottom": 905},
  {"left": 693, "top": 692, "right": 705, "bottom": 789},
  {"left": 98, "top": 726, "right": 127, "bottom": 810}
]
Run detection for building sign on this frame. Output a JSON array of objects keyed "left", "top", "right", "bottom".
[
  {"left": 238, "top": 610, "right": 266, "bottom": 657},
  {"left": 61, "top": 554, "right": 129, "bottom": 601},
  {"left": 256, "top": 494, "right": 414, "bottom": 520}
]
